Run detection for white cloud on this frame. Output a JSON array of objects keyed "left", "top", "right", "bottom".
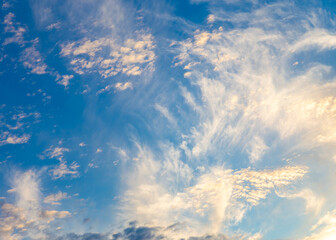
[
  {"left": 2, "top": 1, "right": 12, "bottom": 9},
  {"left": 50, "top": 161, "right": 79, "bottom": 179},
  {"left": 115, "top": 82, "right": 133, "bottom": 91},
  {"left": 246, "top": 136, "right": 269, "bottom": 163},
  {"left": 0, "top": 109, "right": 40, "bottom": 146},
  {"left": 43, "top": 145, "right": 79, "bottom": 179},
  {"left": 61, "top": 33, "right": 155, "bottom": 79},
  {"left": 290, "top": 29, "right": 336, "bottom": 53},
  {"left": 276, "top": 188, "right": 325, "bottom": 215},
  {"left": 0, "top": 170, "right": 71, "bottom": 239},
  {"left": 96, "top": 84, "right": 114, "bottom": 95},
  {"left": 41, "top": 210, "right": 71, "bottom": 221},
  {"left": 44, "top": 192, "right": 68, "bottom": 205},
  {"left": 20, "top": 45, "right": 48, "bottom": 74},
  {"left": 121, "top": 143, "right": 307, "bottom": 237},
  {"left": 207, "top": 14, "right": 215, "bottom": 23},
  {"left": 174, "top": 9, "right": 336, "bottom": 164},
  {"left": 44, "top": 146, "right": 70, "bottom": 161},
  {"left": 2, "top": 12, "right": 26, "bottom": 46},
  {"left": 46, "top": 22, "right": 61, "bottom": 30},
  {"left": 0, "top": 132, "right": 30, "bottom": 146},
  {"left": 303, "top": 209, "right": 336, "bottom": 240},
  {"left": 155, "top": 104, "right": 177, "bottom": 126},
  {"left": 194, "top": 31, "right": 211, "bottom": 46},
  {"left": 180, "top": 86, "right": 202, "bottom": 114},
  {"left": 96, "top": 82, "right": 132, "bottom": 95},
  {"left": 56, "top": 75, "right": 73, "bottom": 87}
]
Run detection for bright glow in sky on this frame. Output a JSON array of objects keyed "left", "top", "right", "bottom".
[{"left": 1, "top": 0, "right": 336, "bottom": 239}]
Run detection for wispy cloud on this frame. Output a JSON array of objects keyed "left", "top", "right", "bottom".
[
  {"left": 96, "top": 82, "right": 133, "bottom": 95},
  {"left": 276, "top": 188, "right": 325, "bottom": 215},
  {"left": 44, "top": 146, "right": 70, "bottom": 161},
  {"left": 0, "top": 170, "right": 71, "bottom": 239},
  {"left": 173, "top": 3, "right": 336, "bottom": 164},
  {"left": 50, "top": 161, "right": 79, "bottom": 179},
  {"left": 46, "top": 22, "right": 61, "bottom": 31},
  {"left": 0, "top": 108, "right": 40, "bottom": 146},
  {"left": 303, "top": 209, "right": 336, "bottom": 240},
  {"left": 155, "top": 104, "right": 177, "bottom": 126},
  {"left": 42, "top": 146, "right": 80, "bottom": 179},
  {"left": 2, "top": 0, "right": 336, "bottom": 239},
  {"left": 120, "top": 143, "right": 307, "bottom": 237}
]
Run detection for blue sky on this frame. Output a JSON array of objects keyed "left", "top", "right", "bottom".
[{"left": 1, "top": 0, "right": 336, "bottom": 239}]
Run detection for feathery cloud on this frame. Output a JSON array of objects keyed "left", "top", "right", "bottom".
[{"left": 0, "top": 170, "right": 71, "bottom": 239}]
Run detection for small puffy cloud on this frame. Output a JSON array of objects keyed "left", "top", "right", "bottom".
[
  {"left": 50, "top": 162, "right": 79, "bottom": 179},
  {"left": 61, "top": 33, "right": 155, "bottom": 78},
  {"left": 79, "top": 142, "right": 86, "bottom": 147},
  {"left": 115, "top": 82, "right": 133, "bottom": 91},
  {"left": 2, "top": 1, "right": 12, "bottom": 9},
  {"left": 0, "top": 132, "right": 30, "bottom": 146},
  {"left": 20, "top": 45, "right": 48, "bottom": 74},
  {"left": 88, "top": 161, "right": 99, "bottom": 169},
  {"left": 207, "top": 14, "right": 215, "bottom": 23},
  {"left": 5, "top": 135, "right": 30, "bottom": 144},
  {"left": 41, "top": 210, "right": 71, "bottom": 221},
  {"left": 97, "top": 84, "right": 114, "bottom": 95},
  {"left": 2, "top": 12, "right": 26, "bottom": 46},
  {"left": 97, "top": 82, "right": 133, "bottom": 95},
  {"left": 46, "top": 22, "right": 61, "bottom": 30},
  {"left": 44, "top": 146, "right": 70, "bottom": 161},
  {"left": 44, "top": 192, "right": 68, "bottom": 205},
  {"left": 184, "top": 71, "right": 192, "bottom": 78},
  {"left": 96, "top": 148, "right": 103, "bottom": 153},
  {"left": 0, "top": 109, "right": 40, "bottom": 146},
  {"left": 56, "top": 75, "right": 73, "bottom": 87}
]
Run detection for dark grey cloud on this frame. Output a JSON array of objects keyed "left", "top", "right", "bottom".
[
  {"left": 112, "top": 221, "right": 163, "bottom": 240},
  {"left": 188, "top": 235, "right": 228, "bottom": 240},
  {"left": 56, "top": 233, "right": 108, "bottom": 240},
  {"left": 55, "top": 222, "right": 163, "bottom": 240},
  {"left": 55, "top": 222, "right": 232, "bottom": 240}
]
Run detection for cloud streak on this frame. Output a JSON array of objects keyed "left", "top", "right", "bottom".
[
  {"left": 120, "top": 143, "right": 307, "bottom": 237},
  {"left": 173, "top": 3, "right": 336, "bottom": 164}
]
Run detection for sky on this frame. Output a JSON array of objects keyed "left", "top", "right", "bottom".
[{"left": 1, "top": 0, "right": 336, "bottom": 239}]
